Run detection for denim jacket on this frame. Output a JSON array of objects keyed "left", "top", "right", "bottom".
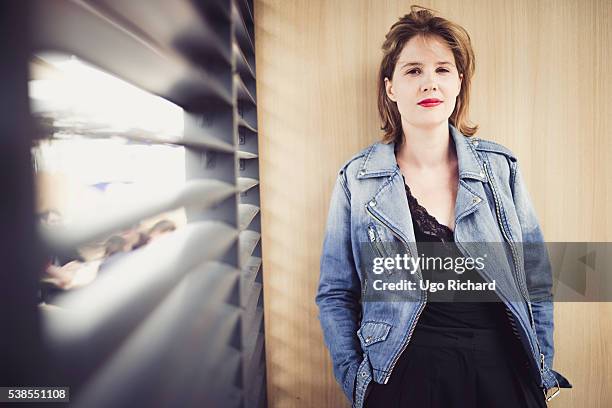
[{"left": 316, "top": 124, "right": 572, "bottom": 408}]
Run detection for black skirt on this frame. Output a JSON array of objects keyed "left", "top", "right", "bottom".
[{"left": 364, "top": 322, "right": 548, "bottom": 408}]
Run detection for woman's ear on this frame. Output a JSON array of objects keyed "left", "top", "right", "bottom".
[{"left": 384, "top": 77, "right": 397, "bottom": 102}]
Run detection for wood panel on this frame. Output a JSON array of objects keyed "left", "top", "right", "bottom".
[{"left": 254, "top": 0, "right": 611, "bottom": 406}]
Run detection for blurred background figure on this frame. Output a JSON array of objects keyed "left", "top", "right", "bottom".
[
  {"left": 98, "top": 234, "right": 132, "bottom": 273},
  {"left": 146, "top": 219, "right": 176, "bottom": 243}
]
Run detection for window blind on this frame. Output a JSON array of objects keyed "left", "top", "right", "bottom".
[{"left": 29, "top": 1, "right": 265, "bottom": 407}]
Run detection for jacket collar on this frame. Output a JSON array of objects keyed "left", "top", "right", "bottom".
[{"left": 356, "top": 123, "right": 486, "bottom": 182}]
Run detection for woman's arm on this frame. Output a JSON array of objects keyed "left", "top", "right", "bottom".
[
  {"left": 315, "top": 170, "right": 364, "bottom": 404},
  {"left": 510, "top": 160, "right": 573, "bottom": 390}
]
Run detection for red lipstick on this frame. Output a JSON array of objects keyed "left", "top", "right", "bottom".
[{"left": 418, "top": 98, "right": 442, "bottom": 107}]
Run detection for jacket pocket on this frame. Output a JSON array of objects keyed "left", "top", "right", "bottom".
[
  {"left": 551, "top": 368, "right": 573, "bottom": 388},
  {"left": 357, "top": 321, "right": 392, "bottom": 348}
]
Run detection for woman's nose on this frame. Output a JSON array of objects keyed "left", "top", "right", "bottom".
[
  {"left": 421, "top": 81, "right": 438, "bottom": 93},
  {"left": 421, "top": 72, "right": 438, "bottom": 92}
]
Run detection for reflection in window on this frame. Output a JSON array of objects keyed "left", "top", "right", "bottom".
[{"left": 30, "top": 54, "right": 187, "bottom": 302}]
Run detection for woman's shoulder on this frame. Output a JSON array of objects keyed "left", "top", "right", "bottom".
[
  {"left": 469, "top": 136, "right": 520, "bottom": 184},
  {"left": 336, "top": 141, "right": 384, "bottom": 177},
  {"left": 470, "top": 136, "right": 518, "bottom": 163}
]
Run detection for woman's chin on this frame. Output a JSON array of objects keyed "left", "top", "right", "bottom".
[{"left": 403, "top": 118, "right": 451, "bottom": 129}]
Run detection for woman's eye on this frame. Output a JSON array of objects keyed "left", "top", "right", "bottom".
[{"left": 405, "top": 68, "right": 450, "bottom": 75}]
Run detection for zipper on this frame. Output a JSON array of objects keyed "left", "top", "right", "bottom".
[
  {"left": 367, "top": 225, "right": 386, "bottom": 259},
  {"left": 367, "top": 225, "right": 376, "bottom": 242},
  {"left": 453, "top": 237, "right": 543, "bottom": 385},
  {"left": 365, "top": 204, "right": 427, "bottom": 384},
  {"left": 361, "top": 277, "right": 368, "bottom": 301},
  {"left": 482, "top": 160, "right": 544, "bottom": 377},
  {"left": 368, "top": 225, "right": 392, "bottom": 275}
]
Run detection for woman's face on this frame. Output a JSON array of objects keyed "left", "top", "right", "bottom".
[{"left": 385, "top": 34, "right": 463, "bottom": 131}]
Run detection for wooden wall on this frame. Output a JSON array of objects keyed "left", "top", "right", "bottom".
[{"left": 254, "top": 0, "right": 612, "bottom": 406}]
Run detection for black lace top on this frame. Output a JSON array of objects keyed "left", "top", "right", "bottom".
[
  {"left": 402, "top": 175, "right": 508, "bottom": 329},
  {"left": 404, "top": 181, "right": 455, "bottom": 243}
]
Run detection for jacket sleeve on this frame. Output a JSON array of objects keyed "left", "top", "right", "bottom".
[
  {"left": 511, "top": 160, "right": 573, "bottom": 390},
  {"left": 315, "top": 170, "right": 364, "bottom": 404}
]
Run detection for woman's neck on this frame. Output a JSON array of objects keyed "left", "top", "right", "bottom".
[{"left": 395, "top": 121, "right": 455, "bottom": 169}]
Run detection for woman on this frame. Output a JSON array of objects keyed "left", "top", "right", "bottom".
[{"left": 315, "top": 6, "right": 572, "bottom": 408}]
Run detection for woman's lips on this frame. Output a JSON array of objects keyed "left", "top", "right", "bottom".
[{"left": 418, "top": 101, "right": 442, "bottom": 108}]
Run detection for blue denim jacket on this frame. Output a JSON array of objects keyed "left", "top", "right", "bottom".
[{"left": 316, "top": 124, "right": 572, "bottom": 408}]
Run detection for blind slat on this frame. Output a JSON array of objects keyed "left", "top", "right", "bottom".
[
  {"left": 32, "top": 114, "right": 236, "bottom": 152},
  {"left": 248, "top": 368, "right": 266, "bottom": 408},
  {"left": 235, "top": 73, "right": 257, "bottom": 106},
  {"left": 237, "top": 115, "right": 258, "bottom": 133},
  {"left": 243, "top": 256, "right": 262, "bottom": 289},
  {"left": 32, "top": 0, "right": 232, "bottom": 111},
  {"left": 73, "top": 299, "right": 241, "bottom": 407},
  {"left": 244, "top": 331, "right": 264, "bottom": 374},
  {"left": 244, "top": 306, "right": 264, "bottom": 348},
  {"left": 44, "top": 225, "right": 238, "bottom": 347},
  {"left": 243, "top": 287, "right": 263, "bottom": 334},
  {"left": 238, "top": 203, "right": 260, "bottom": 230},
  {"left": 239, "top": 230, "right": 261, "bottom": 267},
  {"left": 242, "top": 279, "right": 262, "bottom": 310},
  {"left": 246, "top": 332, "right": 265, "bottom": 378},
  {"left": 240, "top": 0, "right": 254, "bottom": 27},
  {"left": 233, "top": 42, "right": 255, "bottom": 79},
  {"left": 237, "top": 150, "right": 258, "bottom": 159},
  {"left": 231, "top": 2, "right": 254, "bottom": 55},
  {"left": 238, "top": 177, "right": 259, "bottom": 193},
  {"left": 89, "top": 0, "right": 232, "bottom": 63},
  {"left": 40, "top": 179, "right": 237, "bottom": 253},
  {"left": 206, "top": 349, "right": 244, "bottom": 407}
]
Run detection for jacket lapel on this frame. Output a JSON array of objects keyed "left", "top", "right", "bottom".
[
  {"left": 450, "top": 124, "right": 488, "bottom": 226},
  {"left": 359, "top": 124, "right": 488, "bottom": 243}
]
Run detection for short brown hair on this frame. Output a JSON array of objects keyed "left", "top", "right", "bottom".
[{"left": 378, "top": 5, "right": 478, "bottom": 144}]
